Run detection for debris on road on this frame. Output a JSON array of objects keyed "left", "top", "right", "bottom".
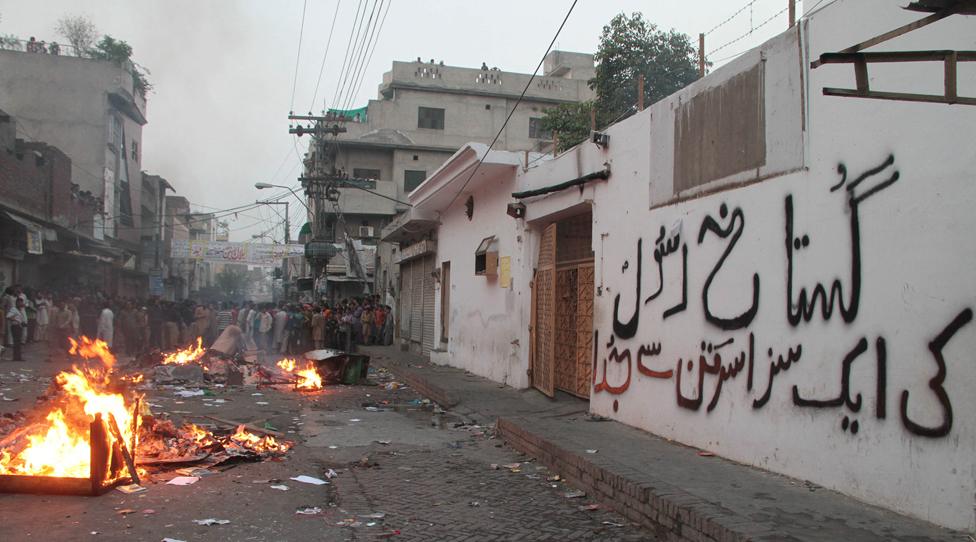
[
  {"left": 290, "top": 475, "right": 328, "bottom": 485},
  {"left": 166, "top": 476, "right": 199, "bottom": 486},
  {"left": 192, "top": 518, "right": 230, "bottom": 525},
  {"left": 116, "top": 484, "right": 146, "bottom": 494},
  {"left": 270, "top": 484, "right": 289, "bottom": 491},
  {"left": 564, "top": 490, "right": 586, "bottom": 498},
  {"left": 295, "top": 506, "right": 322, "bottom": 515}
]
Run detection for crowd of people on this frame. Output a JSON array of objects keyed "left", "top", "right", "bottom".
[{"left": 0, "top": 284, "right": 394, "bottom": 362}]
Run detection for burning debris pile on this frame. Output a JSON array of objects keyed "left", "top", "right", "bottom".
[
  {"left": 0, "top": 336, "right": 292, "bottom": 495},
  {"left": 276, "top": 358, "right": 324, "bottom": 390}
]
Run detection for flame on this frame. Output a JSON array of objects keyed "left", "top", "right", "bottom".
[
  {"left": 68, "top": 336, "right": 116, "bottom": 368},
  {"left": 162, "top": 337, "right": 206, "bottom": 365},
  {"left": 277, "top": 358, "right": 322, "bottom": 390},
  {"left": 230, "top": 425, "right": 291, "bottom": 453}
]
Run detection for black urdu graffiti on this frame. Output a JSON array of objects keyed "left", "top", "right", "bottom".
[{"left": 698, "top": 203, "right": 760, "bottom": 330}]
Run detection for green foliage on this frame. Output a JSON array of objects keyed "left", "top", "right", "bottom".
[
  {"left": 89, "top": 35, "right": 132, "bottom": 62},
  {"left": 541, "top": 101, "right": 606, "bottom": 154},
  {"left": 214, "top": 269, "right": 253, "bottom": 299},
  {"left": 540, "top": 12, "right": 699, "bottom": 152},
  {"left": 594, "top": 12, "right": 699, "bottom": 118},
  {"left": 89, "top": 35, "right": 151, "bottom": 99}
]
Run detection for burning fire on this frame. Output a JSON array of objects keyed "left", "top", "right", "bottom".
[
  {"left": 162, "top": 337, "right": 206, "bottom": 365},
  {"left": 0, "top": 339, "right": 137, "bottom": 478},
  {"left": 277, "top": 358, "right": 323, "bottom": 390},
  {"left": 68, "top": 336, "right": 116, "bottom": 368},
  {"left": 229, "top": 425, "right": 291, "bottom": 453}
]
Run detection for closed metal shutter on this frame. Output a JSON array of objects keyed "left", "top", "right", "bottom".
[
  {"left": 410, "top": 259, "right": 423, "bottom": 348},
  {"left": 422, "top": 255, "right": 436, "bottom": 355},
  {"left": 399, "top": 263, "right": 412, "bottom": 338}
]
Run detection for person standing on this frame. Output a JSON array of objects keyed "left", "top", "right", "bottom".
[
  {"left": 258, "top": 305, "right": 273, "bottom": 352},
  {"left": 311, "top": 308, "right": 325, "bottom": 349},
  {"left": 6, "top": 298, "right": 27, "bottom": 361},
  {"left": 361, "top": 303, "right": 374, "bottom": 346},
  {"left": 215, "top": 303, "right": 233, "bottom": 337},
  {"left": 136, "top": 306, "right": 150, "bottom": 355},
  {"left": 272, "top": 303, "right": 288, "bottom": 352},
  {"left": 96, "top": 301, "right": 114, "bottom": 347},
  {"left": 35, "top": 292, "right": 50, "bottom": 342}
]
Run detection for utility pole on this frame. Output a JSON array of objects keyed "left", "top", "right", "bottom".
[
  {"left": 699, "top": 33, "right": 706, "bottom": 78},
  {"left": 255, "top": 200, "right": 289, "bottom": 243},
  {"left": 638, "top": 75, "right": 645, "bottom": 111},
  {"left": 789, "top": 0, "right": 796, "bottom": 28}
]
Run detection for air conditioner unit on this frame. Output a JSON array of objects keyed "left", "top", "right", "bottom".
[{"left": 359, "top": 226, "right": 375, "bottom": 238}]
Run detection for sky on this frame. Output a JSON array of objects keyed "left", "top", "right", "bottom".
[{"left": 0, "top": 0, "right": 808, "bottom": 242}]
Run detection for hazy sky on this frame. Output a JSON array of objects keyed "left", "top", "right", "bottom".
[{"left": 0, "top": 0, "right": 806, "bottom": 242}]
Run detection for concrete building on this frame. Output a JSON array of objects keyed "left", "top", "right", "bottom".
[
  {"left": 0, "top": 46, "right": 148, "bottom": 256},
  {"left": 301, "top": 51, "right": 595, "bottom": 302},
  {"left": 0, "top": 108, "right": 114, "bottom": 293},
  {"left": 382, "top": 0, "right": 976, "bottom": 532}
]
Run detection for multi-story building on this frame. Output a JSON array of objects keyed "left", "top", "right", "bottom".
[
  {"left": 300, "top": 51, "right": 595, "bottom": 300},
  {"left": 0, "top": 45, "right": 148, "bottom": 260}
]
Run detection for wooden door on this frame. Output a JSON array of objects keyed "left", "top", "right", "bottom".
[
  {"left": 532, "top": 223, "right": 557, "bottom": 397},
  {"left": 440, "top": 261, "right": 450, "bottom": 343}
]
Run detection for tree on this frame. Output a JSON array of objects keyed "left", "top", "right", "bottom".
[
  {"left": 541, "top": 101, "right": 604, "bottom": 155},
  {"left": 542, "top": 12, "right": 700, "bottom": 152},
  {"left": 89, "top": 35, "right": 152, "bottom": 99},
  {"left": 55, "top": 15, "right": 98, "bottom": 54},
  {"left": 214, "top": 269, "right": 253, "bottom": 300}
]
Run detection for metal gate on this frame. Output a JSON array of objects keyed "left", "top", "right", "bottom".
[
  {"left": 422, "top": 256, "right": 436, "bottom": 355},
  {"left": 531, "top": 223, "right": 557, "bottom": 397}
]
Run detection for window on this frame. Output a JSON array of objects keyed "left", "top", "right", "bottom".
[
  {"left": 404, "top": 170, "right": 427, "bottom": 193},
  {"left": 418, "top": 107, "right": 445, "bottom": 130},
  {"left": 131, "top": 140, "right": 139, "bottom": 161},
  {"left": 475, "top": 236, "right": 498, "bottom": 276},
  {"left": 529, "top": 117, "right": 551, "bottom": 140},
  {"left": 353, "top": 168, "right": 381, "bottom": 180}
]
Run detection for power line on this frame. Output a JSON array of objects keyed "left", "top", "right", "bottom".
[
  {"left": 445, "top": 0, "right": 580, "bottom": 211},
  {"left": 338, "top": 0, "right": 384, "bottom": 113},
  {"left": 334, "top": 0, "right": 379, "bottom": 113},
  {"left": 309, "top": 0, "right": 343, "bottom": 113},
  {"left": 289, "top": 0, "right": 309, "bottom": 113},
  {"left": 345, "top": 0, "right": 392, "bottom": 113},
  {"left": 329, "top": 0, "right": 366, "bottom": 112}
]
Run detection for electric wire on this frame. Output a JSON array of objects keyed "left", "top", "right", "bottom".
[
  {"left": 309, "top": 0, "right": 343, "bottom": 113},
  {"left": 338, "top": 0, "right": 384, "bottom": 113},
  {"left": 329, "top": 0, "right": 366, "bottom": 112},
  {"left": 289, "top": 0, "right": 309, "bottom": 113},
  {"left": 445, "top": 0, "right": 580, "bottom": 211},
  {"left": 334, "top": 0, "right": 380, "bottom": 113},
  {"left": 708, "top": 4, "right": 792, "bottom": 56},
  {"left": 347, "top": 0, "right": 392, "bottom": 111}
]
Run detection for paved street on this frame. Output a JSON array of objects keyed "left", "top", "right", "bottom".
[{"left": 0, "top": 342, "right": 653, "bottom": 541}]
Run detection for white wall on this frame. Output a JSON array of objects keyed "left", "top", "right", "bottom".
[
  {"left": 427, "top": 164, "right": 529, "bottom": 388},
  {"left": 514, "top": 0, "right": 976, "bottom": 531}
]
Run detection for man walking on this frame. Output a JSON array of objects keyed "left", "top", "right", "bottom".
[{"left": 97, "top": 301, "right": 114, "bottom": 347}]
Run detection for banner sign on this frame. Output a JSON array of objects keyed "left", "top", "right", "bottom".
[{"left": 170, "top": 240, "right": 304, "bottom": 265}]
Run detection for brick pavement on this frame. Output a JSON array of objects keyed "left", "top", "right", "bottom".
[{"left": 363, "top": 346, "right": 971, "bottom": 542}]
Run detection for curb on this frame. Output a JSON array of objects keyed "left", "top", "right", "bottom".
[
  {"left": 497, "top": 416, "right": 776, "bottom": 542},
  {"left": 383, "top": 363, "right": 460, "bottom": 408}
]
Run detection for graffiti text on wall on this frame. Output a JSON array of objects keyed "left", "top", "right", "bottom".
[{"left": 593, "top": 154, "right": 972, "bottom": 438}]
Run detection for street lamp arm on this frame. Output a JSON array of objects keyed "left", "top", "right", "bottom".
[{"left": 254, "top": 182, "right": 311, "bottom": 215}]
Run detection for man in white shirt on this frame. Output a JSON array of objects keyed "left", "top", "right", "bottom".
[{"left": 97, "top": 302, "right": 114, "bottom": 347}]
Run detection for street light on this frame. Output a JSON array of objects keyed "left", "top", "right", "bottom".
[{"left": 254, "top": 182, "right": 310, "bottom": 214}]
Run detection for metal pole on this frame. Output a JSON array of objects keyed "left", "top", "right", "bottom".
[{"left": 789, "top": 0, "right": 796, "bottom": 28}]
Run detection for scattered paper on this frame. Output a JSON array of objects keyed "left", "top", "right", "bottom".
[
  {"left": 116, "top": 509, "right": 137, "bottom": 515},
  {"left": 251, "top": 392, "right": 264, "bottom": 396},
  {"left": 162, "top": 538, "right": 186, "bottom": 542},
  {"left": 116, "top": 484, "right": 146, "bottom": 494},
  {"left": 295, "top": 506, "right": 322, "bottom": 515},
  {"left": 349, "top": 418, "right": 361, "bottom": 422},
  {"left": 585, "top": 449, "right": 599, "bottom": 454},
  {"left": 290, "top": 475, "right": 328, "bottom": 485},
  {"left": 166, "top": 476, "right": 200, "bottom": 486},
  {"left": 324, "top": 469, "right": 338, "bottom": 479},
  {"left": 270, "top": 485, "right": 289, "bottom": 491},
  {"left": 193, "top": 518, "right": 230, "bottom": 526},
  {"left": 255, "top": 401, "right": 269, "bottom": 405},
  {"left": 174, "top": 389, "right": 205, "bottom": 398}
]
